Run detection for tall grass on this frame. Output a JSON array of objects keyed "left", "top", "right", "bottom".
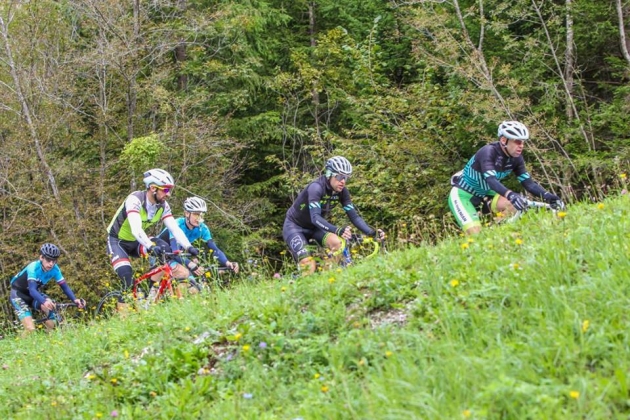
[{"left": 1, "top": 195, "right": 629, "bottom": 419}]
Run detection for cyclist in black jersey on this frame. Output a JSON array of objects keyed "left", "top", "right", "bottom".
[
  {"left": 448, "top": 121, "right": 563, "bottom": 234},
  {"left": 283, "top": 156, "right": 385, "bottom": 275}
]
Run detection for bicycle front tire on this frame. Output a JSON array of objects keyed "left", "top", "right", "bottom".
[{"left": 94, "top": 291, "right": 123, "bottom": 320}]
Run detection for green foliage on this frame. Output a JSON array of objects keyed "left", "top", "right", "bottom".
[
  {"left": 2, "top": 197, "right": 630, "bottom": 418},
  {"left": 119, "top": 135, "right": 166, "bottom": 176}
]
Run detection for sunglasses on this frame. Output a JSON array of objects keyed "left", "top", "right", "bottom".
[
  {"left": 43, "top": 256, "right": 58, "bottom": 264},
  {"left": 333, "top": 173, "right": 350, "bottom": 182},
  {"left": 155, "top": 185, "right": 173, "bottom": 194}
]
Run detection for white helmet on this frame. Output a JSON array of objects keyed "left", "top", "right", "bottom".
[
  {"left": 498, "top": 121, "right": 529, "bottom": 140},
  {"left": 184, "top": 197, "right": 207, "bottom": 212},
  {"left": 325, "top": 156, "right": 353, "bottom": 175},
  {"left": 143, "top": 168, "right": 174, "bottom": 188}
]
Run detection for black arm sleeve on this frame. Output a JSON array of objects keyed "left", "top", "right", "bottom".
[
  {"left": 341, "top": 189, "right": 375, "bottom": 236},
  {"left": 307, "top": 183, "right": 341, "bottom": 234},
  {"left": 485, "top": 177, "right": 510, "bottom": 197},
  {"left": 521, "top": 178, "right": 547, "bottom": 198}
]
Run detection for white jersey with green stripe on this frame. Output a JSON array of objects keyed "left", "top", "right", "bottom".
[{"left": 107, "top": 190, "right": 172, "bottom": 242}]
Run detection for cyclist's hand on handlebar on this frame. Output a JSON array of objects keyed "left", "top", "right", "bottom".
[
  {"left": 42, "top": 299, "right": 55, "bottom": 311},
  {"left": 226, "top": 261, "right": 239, "bottom": 274},
  {"left": 74, "top": 298, "right": 86, "bottom": 309},
  {"left": 336, "top": 226, "right": 352, "bottom": 240},
  {"left": 149, "top": 244, "right": 166, "bottom": 258},
  {"left": 374, "top": 229, "right": 386, "bottom": 241},
  {"left": 506, "top": 191, "right": 528, "bottom": 211},
  {"left": 543, "top": 192, "right": 564, "bottom": 210},
  {"left": 187, "top": 246, "right": 199, "bottom": 257},
  {"left": 187, "top": 260, "right": 204, "bottom": 276}
]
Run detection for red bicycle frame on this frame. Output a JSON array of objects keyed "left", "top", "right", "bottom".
[{"left": 132, "top": 251, "right": 183, "bottom": 303}]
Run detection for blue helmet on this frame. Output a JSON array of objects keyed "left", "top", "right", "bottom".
[{"left": 40, "top": 243, "right": 60, "bottom": 259}]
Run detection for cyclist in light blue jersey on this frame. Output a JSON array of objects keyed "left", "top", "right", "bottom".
[
  {"left": 9, "top": 243, "right": 84, "bottom": 333},
  {"left": 158, "top": 197, "right": 239, "bottom": 282},
  {"left": 448, "top": 121, "right": 563, "bottom": 234}
]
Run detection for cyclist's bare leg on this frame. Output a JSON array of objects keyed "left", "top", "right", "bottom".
[
  {"left": 485, "top": 195, "right": 516, "bottom": 226},
  {"left": 465, "top": 226, "right": 481, "bottom": 235},
  {"left": 39, "top": 307, "right": 56, "bottom": 331},
  {"left": 169, "top": 264, "right": 199, "bottom": 295},
  {"left": 20, "top": 316, "right": 36, "bottom": 334},
  {"left": 495, "top": 196, "right": 516, "bottom": 214},
  {"left": 299, "top": 256, "right": 316, "bottom": 276},
  {"left": 324, "top": 233, "right": 344, "bottom": 267}
]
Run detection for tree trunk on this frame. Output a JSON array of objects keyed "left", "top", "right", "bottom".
[
  {"left": 564, "top": 0, "right": 575, "bottom": 119},
  {"left": 308, "top": 2, "right": 322, "bottom": 144},
  {"left": 175, "top": 0, "right": 188, "bottom": 91},
  {"left": 0, "top": 14, "right": 60, "bottom": 200},
  {"left": 615, "top": 0, "right": 630, "bottom": 67}
]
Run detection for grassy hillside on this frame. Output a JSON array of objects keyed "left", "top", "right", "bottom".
[{"left": 1, "top": 195, "right": 629, "bottom": 419}]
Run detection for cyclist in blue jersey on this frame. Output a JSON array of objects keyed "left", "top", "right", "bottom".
[
  {"left": 448, "top": 121, "right": 563, "bottom": 235},
  {"left": 283, "top": 156, "right": 385, "bottom": 276},
  {"left": 9, "top": 243, "right": 85, "bottom": 333},
  {"left": 157, "top": 197, "right": 239, "bottom": 283},
  {"left": 106, "top": 169, "right": 199, "bottom": 291}
]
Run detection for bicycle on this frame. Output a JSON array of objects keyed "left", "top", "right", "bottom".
[
  {"left": 183, "top": 247, "right": 239, "bottom": 290},
  {"left": 95, "top": 251, "right": 199, "bottom": 319},
  {"left": 303, "top": 234, "right": 384, "bottom": 273},
  {"left": 34, "top": 300, "right": 87, "bottom": 330},
  {"left": 503, "top": 197, "right": 566, "bottom": 224}
]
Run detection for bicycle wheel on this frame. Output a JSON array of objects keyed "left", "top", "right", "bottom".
[
  {"left": 174, "top": 278, "right": 202, "bottom": 296},
  {"left": 57, "top": 304, "right": 88, "bottom": 328},
  {"left": 94, "top": 291, "right": 123, "bottom": 320},
  {"left": 348, "top": 236, "right": 380, "bottom": 262}
]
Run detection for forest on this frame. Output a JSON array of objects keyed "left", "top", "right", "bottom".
[{"left": 0, "top": 0, "right": 628, "bottom": 320}]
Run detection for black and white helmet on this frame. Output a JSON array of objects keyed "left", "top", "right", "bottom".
[
  {"left": 40, "top": 243, "right": 61, "bottom": 259},
  {"left": 184, "top": 197, "right": 207, "bottom": 213},
  {"left": 325, "top": 156, "right": 353, "bottom": 175},
  {"left": 498, "top": 121, "right": 529, "bottom": 140},
  {"left": 143, "top": 168, "right": 174, "bottom": 188}
]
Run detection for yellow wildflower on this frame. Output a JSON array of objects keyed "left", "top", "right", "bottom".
[
  {"left": 328, "top": 277, "right": 335, "bottom": 284},
  {"left": 234, "top": 332, "right": 242, "bottom": 341},
  {"left": 242, "top": 345, "right": 251, "bottom": 352},
  {"left": 597, "top": 203, "right": 605, "bottom": 210},
  {"left": 450, "top": 279, "right": 459, "bottom": 287},
  {"left": 515, "top": 238, "right": 523, "bottom": 245},
  {"left": 314, "top": 373, "right": 321, "bottom": 379},
  {"left": 461, "top": 243, "right": 469, "bottom": 250},
  {"left": 385, "top": 350, "right": 393, "bottom": 358},
  {"left": 321, "top": 385, "right": 329, "bottom": 393},
  {"left": 462, "top": 410, "right": 471, "bottom": 418},
  {"left": 570, "top": 390, "right": 580, "bottom": 399},
  {"left": 557, "top": 211, "right": 567, "bottom": 219},
  {"left": 582, "top": 320, "right": 590, "bottom": 333},
  {"left": 620, "top": 173, "right": 627, "bottom": 180}
]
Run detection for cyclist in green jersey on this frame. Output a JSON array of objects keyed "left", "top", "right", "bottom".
[
  {"left": 106, "top": 169, "right": 199, "bottom": 290},
  {"left": 448, "top": 121, "right": 563, "bottom": 234}
]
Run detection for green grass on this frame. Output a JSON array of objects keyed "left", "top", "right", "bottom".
[{"left": 2, "top": 196, "right": 630, "bottom": 419}]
